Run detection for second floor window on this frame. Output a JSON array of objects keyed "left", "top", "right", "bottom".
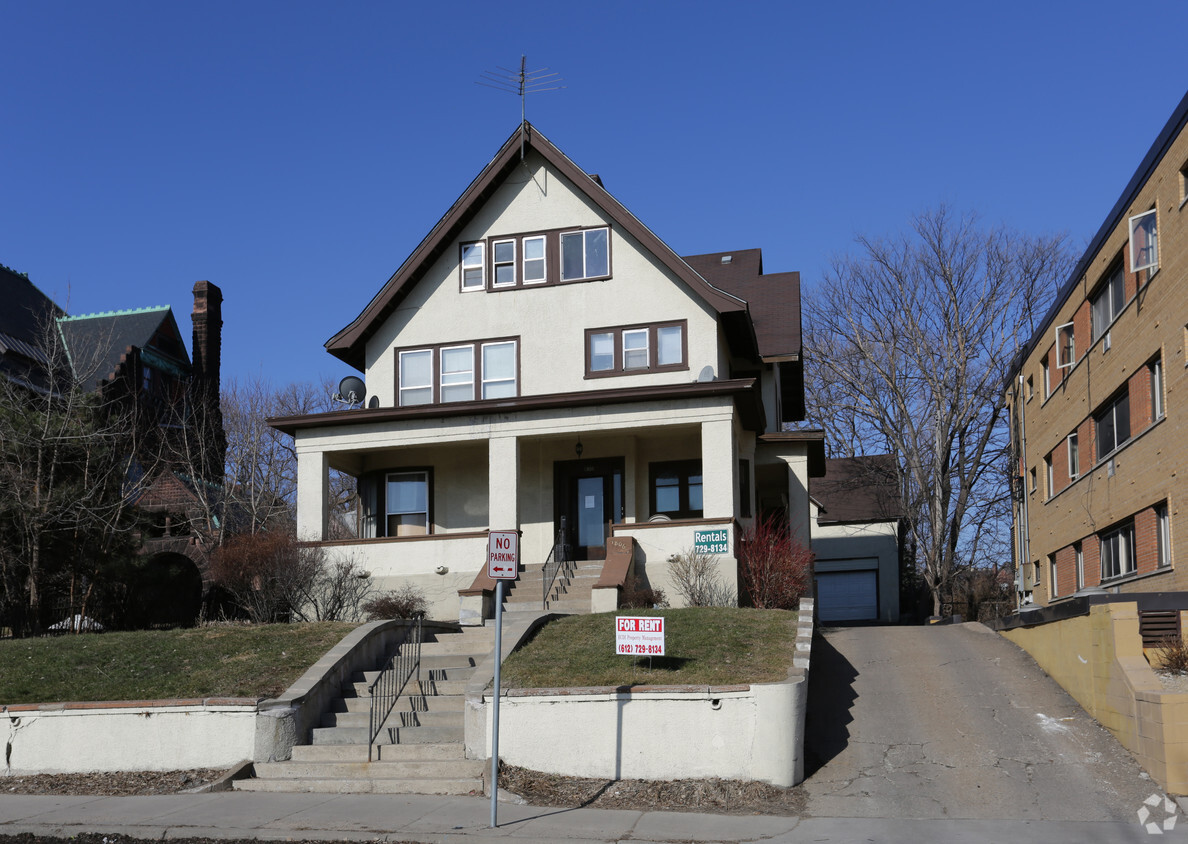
[
  {"left": 586, "top": 321, "right": 687, "bottom": 378},
  {"left": 398, "top": 338, "right": 518, "bottom": 406}
]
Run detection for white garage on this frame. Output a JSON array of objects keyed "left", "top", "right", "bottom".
[{"left": 815, "top": 568, "right": 879, "bottom": 622}]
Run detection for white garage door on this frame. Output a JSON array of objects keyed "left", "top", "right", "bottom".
[{"left": 817, "top": 570, "right": 878, "bottom": 622}]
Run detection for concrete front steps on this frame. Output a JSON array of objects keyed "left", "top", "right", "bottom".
[
  {"left": 234, "top": 624, "right": 494, "bottom": 795},
  {"left": 503, "top": 560, "right": 602, "bottom": 613}
]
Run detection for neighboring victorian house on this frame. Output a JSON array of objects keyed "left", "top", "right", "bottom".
[
  {"left": 270, "top": 123, "right": 824, "bottom": 622},
  {"left": 1005, "top": 90, "right": 1186, "bottom": 608},
  {"left": 0, "top": 266, "right": 226, "bottom": 627},
  {"left": 809, "top": 454, "right": 904, "bottom": 624}
]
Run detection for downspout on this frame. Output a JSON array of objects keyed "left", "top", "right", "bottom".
[{"left": 1014, "top": 375, "right": 1033, "bottom": 609}]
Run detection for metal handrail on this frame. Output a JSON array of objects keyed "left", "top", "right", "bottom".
[
  {"left": 542, "top": 517, "right": 573, "bottom": 606},
  {"left": 367, "top": 614, "right": 423, "bottom": 761}
]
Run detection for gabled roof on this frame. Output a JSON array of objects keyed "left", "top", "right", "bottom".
[
  {"left": 811, "top": 454, "right": 904, "bottom": 524},
  {"left": 1007, "top": 88, "right": 1188, "bottom": 381},
  {"left": 682, "top": 249, "right": 802, "bottom": 361},
  {"left": 0, "top": 264, "right": 63, "bottom": 364},
  {"left": 325, "top": 122, "right": 758, "bottom": 372},
  {"left": 57, "top": 306, "right": 190, "bottom": 391}
]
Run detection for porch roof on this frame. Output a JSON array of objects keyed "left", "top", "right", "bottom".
[{"left": 268, "top": 377, "right": 765, "bottom": 436}]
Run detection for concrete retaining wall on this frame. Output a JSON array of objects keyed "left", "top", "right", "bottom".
[
  {"left": 1000, "top": 601, "right": 1188, "bottom": 794},
  {"left": 1, "top": 619, "right": 453, "bottom": 775},
  {"left": 466, "top": 599, "right": 814, "bottom": 787}
]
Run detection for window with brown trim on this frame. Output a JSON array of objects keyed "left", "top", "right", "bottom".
[
  {"left": 585, "top": 321, "right": 687, "bottom": 378},
  {"left": 358, "top": 467, "right": 434, "bottom": 538},
  {"left": 397, "top": 337, "right": 519, "bottom": 406},
  {"left": 459, "top": 226, "right": 610, "bottom": 291},
  {"left": 650, "top": 460, "right": 703, "bottom": 519}
]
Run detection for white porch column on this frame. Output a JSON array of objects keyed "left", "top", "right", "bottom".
[
  {"left": 700, "top": 419, "right": 737, "bottom": 519},
  {"left": 782, "top": 452, "right": 811, "bottom": 544},
  {"left": 296, "top": 448, "right": 329, "bottom": 541},
  {"left": 488, "top": 435, "right": 520, "bottom": 530}
]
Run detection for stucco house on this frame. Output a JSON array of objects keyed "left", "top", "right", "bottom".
[{"left": 271, "top": 123, "right": 824, "bottom": 622}]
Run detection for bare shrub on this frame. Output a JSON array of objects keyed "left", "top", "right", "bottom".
[
  {"left": 1156, "top": 636, "right": 1188, "bottom": 673},
  {"left": 620, "top": 574, "right": 668, "bottom": 609},
  {"left": 738, "top": 515, "right": 813, "bottom": 610},
  {"left": 363, "top": 583, "right": 429, "bottom": 620},
  {"left": 288, "top": 550, "right": 374, "bottom": 622},
  {"left": 209, "top": 529, "right": 310, "bottom": 623},
  {"left": 668, "top": 547, "right": 734, "bottom": 607}
]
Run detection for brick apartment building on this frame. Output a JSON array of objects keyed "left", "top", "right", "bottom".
[{"left": 1006, "top": 90, "right": 1188, "bottom": 605}]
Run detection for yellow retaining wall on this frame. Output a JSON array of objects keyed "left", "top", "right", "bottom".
[{"left": 1001, "top": 602, "right": 1188, "bottom": 794}]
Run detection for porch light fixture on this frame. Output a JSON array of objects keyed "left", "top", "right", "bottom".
[{"left": 575, "top": 437, "right": 583, "bottom": 458}]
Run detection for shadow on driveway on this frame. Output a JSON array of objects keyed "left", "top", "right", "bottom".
[{"left": 802, "top": 630, "right": 858, "bottom": 779}]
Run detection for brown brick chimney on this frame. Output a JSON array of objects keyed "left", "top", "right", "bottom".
[{"left": 190, "top": 281, "right": 225, "bottom": 484}]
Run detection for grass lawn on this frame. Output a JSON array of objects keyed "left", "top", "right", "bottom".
[
  {"left": 0, "top": 622, "right": 357, "bottom": 705},
  {"left": 499, "top": 607, "right": 799, "bottom": 689}
]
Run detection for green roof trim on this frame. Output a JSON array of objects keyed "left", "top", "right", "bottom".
[{"left": 58, "top": 305, "right": 171, "bottom": 322}]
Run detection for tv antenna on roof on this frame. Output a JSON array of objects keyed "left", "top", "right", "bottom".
[{"left": 477, "top": 56, "right": 565, "bottom": 158}]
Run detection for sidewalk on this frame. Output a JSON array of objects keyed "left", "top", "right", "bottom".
[{"left": 0, "top": 791, "right": 1178, "bottom": 843}]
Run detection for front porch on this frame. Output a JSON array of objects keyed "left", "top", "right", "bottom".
[{"left": 284, "top": 397, "right": 818, "bottom": 621}]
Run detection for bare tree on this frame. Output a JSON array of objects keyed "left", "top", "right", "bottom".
[{"left": 805, "top": 206, "right": 1071, "bottom": 616}]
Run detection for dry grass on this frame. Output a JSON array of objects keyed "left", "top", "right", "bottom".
[{"left": 499, "top": 606, "right": 798, "bottom": 689}]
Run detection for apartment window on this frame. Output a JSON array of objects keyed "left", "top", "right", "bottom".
[
  {"left": 523, "top": 235, "right": 546, "bottom": 283},
  {"left": 1091, "top": 263, "right": 1125, "bottom": 341},
  {"left": 492, "top": 240, "right": 516, "bottom": 287},
  {"left": 585, "top": 321, "right": 687, "bottom": 377},
  {"left": 481, "top": 341, "right": 517, "bottom": 398},
  {"left": 1157, "top": 503, "right": 1171, "bottom": 568},
  {"left": 1100, "top": 521, "right": 1136, "bottom": 580},
  {"left": 460, "top": 242, "right": 485, "bottom": 291},
  {"left": 1042, "top": 358, "right": 1051, "bottom": 398},
  {"left": 1095, "top": 388, "right": 1131, "bottom": 460},
  {"left": 561, "top": 227, "right": 610, "bottom": 281},
  {"left": 1029, "top": 467, "right": 1037, "bottom": 493},
  {"left": 439, "top": 345, "right": 475, "bottom": 402},
  {"left": 386, "top": 471, "right": 430, "bottom": 536},
  {"left": 650, "top": 460, "right": 703, "bottom": 519},
  {"left": 398, "top": 338, "right": 519, "bottom": 406},
  {"left": 1056, "top": 323, "right": 1075, "bottom": 368},
  {"left": 1151, "top": 357, "right": 1164, "bottom": 420},
  {"left": 399, "top": 349, "right": 433, "bottom": 406},
  {"left": 1067, "top": 432, "right": 1079, "bottom": 481},
  {"left": 1026, "top": 375, "right": 1034, "bottom": 401},
  {"left": 1049, "top": 554, "right": 1059, "bottom": 599},
  {"left": 1075, "top": 542, "right": 1084, "bottom": 590},
  {"left": 1045, "top": 455, "right": 1054, "bottom": 499},
  {"left": 1129, "top": 209, "right": 1158, "bottom": 273}
]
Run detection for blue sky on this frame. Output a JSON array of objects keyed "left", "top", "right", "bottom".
[{"left": 2, "top": 1, "right": 1186, "bottom": 390}]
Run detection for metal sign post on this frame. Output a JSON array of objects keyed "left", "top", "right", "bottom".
[{"left": 487, "top": 530, "right": 518, "bottom": 829}]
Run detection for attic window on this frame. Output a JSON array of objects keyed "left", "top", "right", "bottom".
[{"left": 720, "top": 255, "right": 732, "bottom": 264}]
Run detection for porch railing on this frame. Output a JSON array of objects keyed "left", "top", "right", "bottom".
[
  {"left": 543, "top": 517, "right": 574, "bottom": 606},
  {"left": 367, "top": 614, "right": 423, "bottom": 761}
]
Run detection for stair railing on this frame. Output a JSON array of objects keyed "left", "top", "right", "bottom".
[
  {"left": 367, "top": 613, "right": 423, "bottom": 761},
  {"left": 542, "top": 517, "right": 574, "bottom": 606}
]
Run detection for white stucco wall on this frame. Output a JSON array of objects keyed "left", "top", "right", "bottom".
[
  {"left": 1, "top": 701, "right": 269, "bottom": 775},
  {"left": 359, "top": 151, "right": 727, "bottom": 405}
]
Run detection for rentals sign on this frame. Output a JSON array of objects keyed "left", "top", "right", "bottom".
[
  {"left": 615, "top": 616, "right": 665, "bottom": 656},
  {"left": 694, "top": 528, "right": 728, "bottom": 554}
]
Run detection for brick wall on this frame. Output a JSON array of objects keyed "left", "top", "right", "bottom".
[
  {"left": 1073, "top": 300, "right": 1091, "bottom": 364},
  {"left": 1054, "top": 544, "right": 1077, "bottom": 597},
  {"left": 1135, "top": 505, "right": 1160, "bottom": 575},
  {"left": 1129, "top": 366, "right": 1153, "bottom": 431},
  {"left": 1083, "top": 535, "right": 1102, "bottom": 588}
]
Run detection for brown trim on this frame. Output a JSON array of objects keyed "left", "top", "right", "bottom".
[
  {"left": 649, "top": 458, "right": 703, "bottom": 519},
  {"left": 584, "top": 319, "right": 689, "bottom": 379},
  {"left": 612, "top": 516, "right": 735, "bottom": 532},
  {"left": 394, "top": 335, "right": 520, "bottom": 406},
  {"left": 478, "top": 225, "right": 614, "bottom": 292},
  {"left": 270, "top": 377, "right": 763, "bottom": 435},
  {"left": 298, "top": 529, "right": 489, "bottom": 549},
  {"left": 325, "top": 123, "right": 751, "bottom": 371}
]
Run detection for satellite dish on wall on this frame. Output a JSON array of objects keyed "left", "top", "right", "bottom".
[
  {"left": 697, "top": 365, "right": 716, "bottom": 383},
  {"left": 333, "top": 376, "right": 367, "bottom": 408},
  {"left": 368, "top": 396, "right": 379, "bottom": 409}
]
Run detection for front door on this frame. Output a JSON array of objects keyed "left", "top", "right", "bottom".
[{"left": 555, "top": 457, "right": 624, "bottom": 560}]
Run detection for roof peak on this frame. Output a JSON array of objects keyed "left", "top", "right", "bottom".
[{"left": 58, "top": 305, "right": 171, "bottom": 322}]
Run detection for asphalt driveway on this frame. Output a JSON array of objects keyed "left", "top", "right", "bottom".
[{"left": 802, "top": 622, "right": 1167, "bottom": 822}]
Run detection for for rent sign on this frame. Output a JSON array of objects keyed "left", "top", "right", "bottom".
[{"left": 615, "top": 616, "right": 665, "bottom": 656}]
